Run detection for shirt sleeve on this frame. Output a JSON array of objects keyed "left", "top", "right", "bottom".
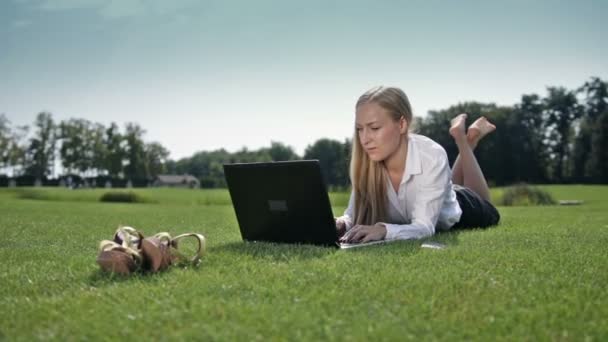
[
  {"left": 382, "top": 149, "right": 451, "bottom": 241},
  {"left": 335, "top": 190, "right": 355, "bottom": 231}
]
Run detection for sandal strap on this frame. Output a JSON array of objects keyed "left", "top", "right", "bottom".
[
  {"left": 172, "top": 233, "right": 206, "bottom": 265},
  {"left": 99, "top": 239, "right": 142, "bottom": 264},
  {"left": 99, "top": 240, "right": 120, "bottom": 252},
  {"left": 153, "top": 232, "right": 173, "bottom": 244},
  {"left": 115, "top": 226, "right": 143, "bottom": 249}
]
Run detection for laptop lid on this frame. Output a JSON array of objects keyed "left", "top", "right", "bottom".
[{"left": 223, "top": 160, "right": 339, "bottom": 247}]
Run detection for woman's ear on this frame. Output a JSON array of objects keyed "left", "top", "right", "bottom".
[{"left": 399, "top": 116, "right": 408, "bottom": 134}]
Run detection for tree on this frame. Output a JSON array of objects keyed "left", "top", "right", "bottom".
[
  {"left": 6, "top": 124, "right": 29, "bottom": 176},
  {"left": 191, "top": 150, "right": 221, "bottom": 187},
  {"left": 572, "top": 77, "right": 608, "bottom": 181},
  {"left": 232, "top": 147, "right": 272, "bottom": 164},
  {"left": 543, "top": 87, "right": 584, "bottom": 182},
  {"left": 58, "top": 118, "right": 93, "bottom": 175},
  {"left": 176, "top": 148, "right": 233, "bottom": 188},
  {"left": 579, "top": 77, "right": 608, "bottom": 120},
  {"left": 167, "top": 142, "right": 300, "bottom": 188},
  {"left": 123, "top": 123, "right": 148, "bottom": 180},
  {"left": 89, "top": 123, "right": 108, "bottom": 175},
  {"left": 342, "top": 138, "right": 352, "bottom": 180},
  {"left": 507, "top": 94, "right": 548, "bottom": 183},
  {"left": 145, "top": 142, "right": 170, "bottom": 178},
  {"left": 0, "top": 114, "right": 11, "bottom": 170},
  {"left": 585, "top": 110, "right": 608, "bottom": 183},
  {"left": 24, "top": 112, "right": 56, "bottom": 179},
  {"left": 104, "top": 123, "right": 125, "bottom": 178},
  {"left": 304, "top": 138, "right": 350, "bottom": 188},
  {"left": 570, "top": 119, "right": 593, "bottom": 182},
  {"left": 264, "top": 141, "right": 299, "bottom": 161},
  {"left": 0, "top": 115, "right": 27, "bottom": 176}
]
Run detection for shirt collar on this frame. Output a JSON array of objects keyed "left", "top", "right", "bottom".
[{"left": 401, "top": 134, "right": 422, "bottom": 184}]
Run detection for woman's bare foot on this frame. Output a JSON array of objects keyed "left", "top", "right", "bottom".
[
  {"left": 449, "top": 113, "right": 468, "bottom": 142},
  {"left": 467, "top": 116, "right": 496, "bottom": 147}
]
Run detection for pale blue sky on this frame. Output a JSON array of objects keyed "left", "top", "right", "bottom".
[{"left": 1, "top": 0, "right": 607, "bottom": 159}]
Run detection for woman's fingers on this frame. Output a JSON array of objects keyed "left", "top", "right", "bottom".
[
  {"left": 340, "top": 226, "right": 358, "bottom": 242},
  {"left": 342, "top": 224, "right": 385, "bottom": 243},
  {"left": 347, "top": 225, "right": 370, "bottom": 243},
  {"left": 360, "top": 234, "right": 373, "bottom": 243},
  {"left": 350, "top": 230, "right": 366, "bottom": 243},
  {"left": 340, "top": 224, "right": 385, "bottom": 243},
  {"left": 360, "top": 231, "right": 380, "bottom": 243}
]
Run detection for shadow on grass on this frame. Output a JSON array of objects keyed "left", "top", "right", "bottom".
[
  {"left": 339, "top": 229, "right": 463, "bottom": 253},
  {"left": 87, "top": 263, "right": 201, "bottom": 287},
  {"left": 428, "top": 229, "right": 462, "bottom": 246},
  {"left": 341, "top": 229, "right": 463, "bottom": 256},
  {"left": 87, "top": 269, "right": 137, "bottom": 286},
  {"left": 212, "top": 241, "right": 335, "bottom": 262},
  {"left": 212, "top": 232, "right": 463, "bottom": 260}
]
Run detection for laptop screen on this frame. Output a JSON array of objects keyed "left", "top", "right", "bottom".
[{"left": 223, "top": 160, "right": 339, "bottom": 246}]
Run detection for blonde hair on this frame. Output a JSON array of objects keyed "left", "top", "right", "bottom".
[{"left": 351, "top": 86, "right": 413, "bottom": 225}]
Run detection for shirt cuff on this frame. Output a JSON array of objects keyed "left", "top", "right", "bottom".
[
  {"left": 378, "top": 222, "right": 396, "bottom": 240},
  {"left": 336, "top": 215, "right": 354, "bottom": 231},
  {"left": 380, "top": 222, "right": 433, "bottom": 240}
]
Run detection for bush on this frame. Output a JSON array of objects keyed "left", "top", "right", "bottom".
[
  {"left": 99, "top": 191, "right": 150, "bottom": 203},
  {"left": 14, "top": 188, "right": 52, "bottom": 201},
  {"left": 500, "top": 184, "right": 556, "bottom": 206}
]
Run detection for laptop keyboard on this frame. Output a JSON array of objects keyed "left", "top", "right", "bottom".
[{"left": 339, "top": 240, "right": 388, "bottom": 249}]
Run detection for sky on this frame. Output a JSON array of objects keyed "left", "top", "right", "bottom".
[{"left": 1, "top": 0, "right": 607, "bottom": 160}]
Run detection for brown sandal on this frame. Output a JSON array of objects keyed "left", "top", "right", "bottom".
[
  {"left": 141, "top": 232, "right": 206, "bottom": 272},
  {"left": 97, "top": 227, "right": 206, "bottom": 275},
  {"left": 96, "top": 226, "right": 144, "bottom": 275},
  {"left": 141, "top": 232, "right": 173, "bottom": 272}
]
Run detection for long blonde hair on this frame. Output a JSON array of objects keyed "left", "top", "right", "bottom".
[{"left": 351, "top": 86, "right": 413, "bottom": 225}]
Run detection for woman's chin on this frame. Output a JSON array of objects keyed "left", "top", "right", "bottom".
[{"left": 367, "top": 153, "right": 384, "bottom": 162}]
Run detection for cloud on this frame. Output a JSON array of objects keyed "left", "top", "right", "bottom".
[
  {"left": 98, "top": 0, "right": 145, "bottom": 19},
  {"left": 16, "top": 0, "right": 198, "bottom": 19},
  {"left": 33, "top": 0, "right": 105, "bottom": 11},
  {"left": 12, "top": 19, "right": 32, "bottom": 29}
]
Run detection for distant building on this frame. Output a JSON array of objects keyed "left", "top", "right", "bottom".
[{"left": 153, "top": 174, "right": 200, "bottom": 188}]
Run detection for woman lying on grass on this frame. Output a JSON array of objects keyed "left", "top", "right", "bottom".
[{"left": 336, "top": 86, "right": 500, "bottom": 243}]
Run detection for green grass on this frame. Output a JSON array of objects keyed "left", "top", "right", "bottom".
[{"left": 0, "top": 185, "right": 606, "bottom": 340}]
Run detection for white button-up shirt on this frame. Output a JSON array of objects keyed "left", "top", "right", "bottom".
[{"left": 339, "top": 134, "right": 462, "bottom": 240}]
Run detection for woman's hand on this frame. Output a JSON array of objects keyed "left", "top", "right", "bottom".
[
  {"left": 335, "top": 218, "right": 347, "bottom": 238},
  {"left": 340, "top": 223, "right": 387, "bottom": 243}
]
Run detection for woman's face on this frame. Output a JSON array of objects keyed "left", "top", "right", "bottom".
[{"left": 355, "top": 101, "right": 408, "bottom": 162}]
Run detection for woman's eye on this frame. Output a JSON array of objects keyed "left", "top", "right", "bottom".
[{"left": 371, "top": 127, "right": 380, "bottom": 131}]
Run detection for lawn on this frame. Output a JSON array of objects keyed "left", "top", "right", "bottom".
[{"left": 0, "top": 185, "right": 606, "bottom": 341}]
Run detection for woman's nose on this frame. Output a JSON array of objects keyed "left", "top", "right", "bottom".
[{"left": 361, "top": 129, "right": 371, "bottom": 145}]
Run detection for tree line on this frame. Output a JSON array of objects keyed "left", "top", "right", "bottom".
[
  {"left": 165, "top": 139, "right": 352, "bottom": 189},
  {"left": 416, "top": 77, "right": 607, "bottom": 185},
  {"left": 1, "top": 76, "right": 606, "bottom": 187},
  {"left": 0, "top": 115, "right": 169, "bottom": 185}
]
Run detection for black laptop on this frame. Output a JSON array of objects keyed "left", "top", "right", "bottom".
[{"left": 223, "top": 160, "right": 387, "bottom": 249}]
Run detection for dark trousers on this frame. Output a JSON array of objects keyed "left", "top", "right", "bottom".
[{"left": 452, "top": 185, "right": 500, "bottom": 229}]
